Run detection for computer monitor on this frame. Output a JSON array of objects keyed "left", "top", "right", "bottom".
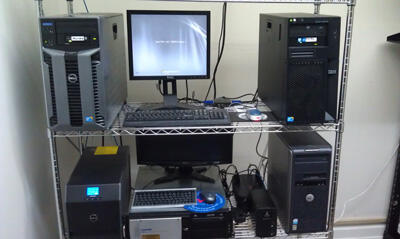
[
  {"left": 127, "top": 10, "right": 210, "bottom": 108},
  {"left": 136, "top": 134, "right": 233, "bottom": 183}
]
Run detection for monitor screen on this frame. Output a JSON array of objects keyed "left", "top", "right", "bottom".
[
  {"left": 136, "top": 134, "right": 233, "bottom": 166},
  {"left": 127, "top": 10, "right": 210, "bottom": 80}
]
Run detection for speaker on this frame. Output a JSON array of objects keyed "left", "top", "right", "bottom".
[
  {"left": 267, "top": 132, "right": 332, "bottom": 233},
  {"left": 258, "top": 13, "right": 340, "bottom": 124}
]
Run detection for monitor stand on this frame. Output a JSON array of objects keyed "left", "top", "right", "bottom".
[
  {"left": 153, "top": 166, "right": 215, "bottom": 185},
  {"left": 138, "top": 79, "right": 203, "bottom": 111}
]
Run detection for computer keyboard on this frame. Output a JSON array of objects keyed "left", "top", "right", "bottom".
[
  {"left": 132, "top": 188, "right": 197, "bottom": 208},
  {"left": 123, "top": 109, "right": 231, "bottom": 127}
]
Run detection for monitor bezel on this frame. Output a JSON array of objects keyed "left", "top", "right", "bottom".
[
  {"left": 135, "top": 134, "right": 233, "bottom": 167},
  {"left": 126, "top": 10, "right": 211, "bottom": 80}
]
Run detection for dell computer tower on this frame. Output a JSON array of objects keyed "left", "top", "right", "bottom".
[
  {"left": 66, "top": 146, "right": 131, "bottom": 239},
  {"left": 40, "top": 14, "right": 127, "bottom": 131},
  {"left": 258, "top": 13, "right": 340, "bottom": 124},
  {"left": 268, "top": 132, "right": 332, "bottom": 233}
]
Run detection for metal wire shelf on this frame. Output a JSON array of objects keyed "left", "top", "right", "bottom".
[
  {"left": 234, "top": 217, "right": 329, "bottom": 238},
  {"left": 152, "top": 0, "right": 354, "bottom": 5},
  {"left": 52, "top": 103, "right": 339, "bottom": 137}
]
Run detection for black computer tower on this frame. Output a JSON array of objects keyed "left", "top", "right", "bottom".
[
  {"left": 258, "top": 13, "right": 340, "bottom": 124},
  {"left": 267, "top": 132, "right": 332, "bottom": 233},
  {"left": 66, "top": 146, "right": 131, "bottom": 239}
]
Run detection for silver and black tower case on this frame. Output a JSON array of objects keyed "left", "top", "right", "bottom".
[
  {"left": 40, "top": 13, "right": 127, "bottom": 131},
  {"left": 267, "top": 131, "right": 332, "bottom": 233}
]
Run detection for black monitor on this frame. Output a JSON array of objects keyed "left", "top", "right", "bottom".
[
  {"left": 136, "top": 134, "right": 233, "bottom": 183},
  {"left": 127, "top": 10, "right": 210, "bottom": 108}
]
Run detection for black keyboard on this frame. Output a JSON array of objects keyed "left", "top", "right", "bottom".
[
  {"left": 132, "top": 188, "right": 197, "bottom": 208},
  {"left": 123, "top": 109, "right": 231, "bottom": 127}
]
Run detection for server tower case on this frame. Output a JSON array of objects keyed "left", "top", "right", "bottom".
[
  {"left": 267, "top": 132, "right": 332, "bottom": 233},
  {"left": 40, "top": 14, "right": 127, "bottom": 131},
  {"left": 258, "top": 13, "right": 340, "bottom": 124}
]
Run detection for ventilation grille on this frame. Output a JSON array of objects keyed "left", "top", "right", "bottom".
[
  {"left": 43, "top": 52, "right": 58, "bottom": 126},
  {"left": 91, "top": 53, "right": 105, "bottom": 126},
  {"left": 287, "top": 60, "right": 325, "bottom": 123},
  {"left": 65, "top": 56, "right": 83, "bottom": 126}
]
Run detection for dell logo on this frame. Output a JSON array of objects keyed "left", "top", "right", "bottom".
[
  {"left": 89, "top": 213, "right": 98, "bottom": 223},
  {"left": 67, "top": 73, "right": 78, "bottom": 84}
]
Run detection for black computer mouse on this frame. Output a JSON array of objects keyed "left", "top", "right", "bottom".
[{"left": 200, "top": 191, "right": 216, "bottom": 204}]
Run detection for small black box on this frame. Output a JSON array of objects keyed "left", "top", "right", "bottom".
[
  {"left": 249, "top": 189, "right": 277, "bottom": 237},
  {"left": 232, "top": 174, "right": 264, "bottom": 212}
]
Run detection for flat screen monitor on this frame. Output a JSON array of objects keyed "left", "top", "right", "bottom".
[
  {"left": 136, "top": 134, "right": 233, "bottom": 166},
  {"left": 127, "top": 10, "right": 210, "bottom": 80}
]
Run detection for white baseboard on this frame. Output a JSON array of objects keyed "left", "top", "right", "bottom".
[{"left": 334, "top": 224, "right": 385, "bottom": 239}]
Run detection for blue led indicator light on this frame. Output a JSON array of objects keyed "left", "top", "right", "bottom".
[
  {"left": 287, "top": 116, "right": 295, "bottom": 122},
  {"left": 86, "top": 187, "right": 100, "bottom": 196},
  {"left": 42, "top": 22, "right": 53, "bottom": 26}
]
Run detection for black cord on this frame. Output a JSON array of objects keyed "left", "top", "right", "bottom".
[
  {"left": 178, "top": 97, "right": 202, "bottom": 103},
  {"left": 251, "top": 89, "right": 259, "bottom": 103},
  {"left": 158, "top": 80, "right": 164, "bottom": 96},
  {"left": 247, "top": 164, "right": 259, "bottom": 174},
  {"left": 205, "top": 2, "right": 227, "bottom": 101},
  {"left": 256, "top": 133, "right": 269, "bottom": 181},
  {"left": 256, "top": 132, "right": 269, "bottom": 160},
  {"left": 84, "top": 136, "right": 89, "bottom": 148},
  {"left": 185, "top": 80, "right": 189, "bottom": 103},
  {"left": 120, "top": 136, "right": 123, "bottom": 146},
  {"left": 66, "top": 137, "right": 80, "bottom": 153},
  {"left": 102, "top": 135, "right": 105, "bottom": 146},
  {"left": 83, "top": 0, "right": 89, "bottom": 13},
  {"left": 220, "top": 93, "right": 255, "bottom": 100},
  {"left": 113, "top": 136, "right": 119, "bottom": 146}
]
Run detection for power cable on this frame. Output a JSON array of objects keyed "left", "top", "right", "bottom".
[
  {"left": 83, "top": 0, "right": 89, "bottom": 13},
  {"left": 204, "top": 2, "right": 227, "bottom": 101}
]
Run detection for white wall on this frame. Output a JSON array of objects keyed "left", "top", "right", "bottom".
[
  {"left": 0, "top": 0, "right": 59, "bottom": 238},
  {"left": 4, "top": 0, "right": 399, "bottom": 238}
]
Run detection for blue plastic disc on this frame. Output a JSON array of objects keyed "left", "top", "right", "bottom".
[{"left": 184, "top": 191, "right": 226, "bottom": 213}]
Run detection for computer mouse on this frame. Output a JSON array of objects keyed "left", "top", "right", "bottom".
[
  {"left": 246, "top": 109, "right": 267, "bottom": 121},
  {"left": 200, "top": 191, "right": 216, "bottom": 204}
]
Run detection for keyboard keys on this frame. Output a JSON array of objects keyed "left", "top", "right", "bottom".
[
  {"left": 132, "top": 188, "right": 197, "bottom": 208},
  {"left": 124, "top": 109, "right": 231, "bottom": 127}
]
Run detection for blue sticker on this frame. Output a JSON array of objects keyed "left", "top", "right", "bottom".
[
  {"left": 287, "top": 116, "right": 295, "bottom": 122},
  {"left": 293, "top": 218, "right": 298, "bottom": 225},
  {"left": 85, "top": 116, "right": 94, "bottom": 122}
]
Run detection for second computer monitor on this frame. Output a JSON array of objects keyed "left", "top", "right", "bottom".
[
  {"left": 136, "top": 134, "right": 233, "bottom": 166},
  {"left": 127, "top": 10, "right": 210, "bottom": 80}
]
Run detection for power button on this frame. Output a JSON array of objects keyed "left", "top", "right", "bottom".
[{"left": 306, "top": 194, "right": 315, "bottom": 202}]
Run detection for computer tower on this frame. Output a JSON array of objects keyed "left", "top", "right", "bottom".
[
  {"left": 66, "top": 146, "right": 131, "bottom": 239},
  {"left": 267, "top": 132, "right": 332, "bottom": 233},
  {"left": 40, "top": 13, "right": 127, "bottom": 131},
  {"left": 258, "top": 13, "right": 340, "bottom": 124}
]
